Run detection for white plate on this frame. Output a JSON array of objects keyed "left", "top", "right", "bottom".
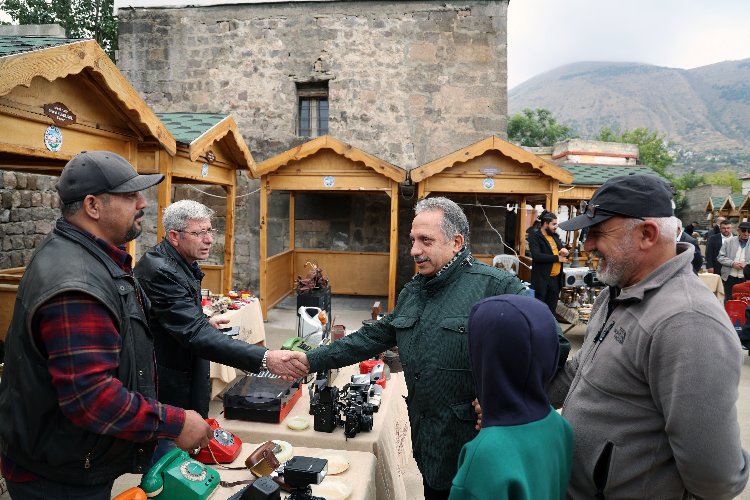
[
  {"left": 311, "top": 476, "right": 352, "bottom": 500},
  {"left": 286, "top": 415, "right": 310, "bottom": 431},
  {"left": 314, "top": 451, "right": 350, "bottom": 474}
]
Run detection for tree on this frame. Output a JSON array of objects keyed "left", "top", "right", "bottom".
[
  {"left": 595, "top": 127, "right": 674, "bottom": 177},
  {"left": 1, "top": 0, "right": 117, "bottom": 59},
  {"left": 507, "top": 108, "right": 576, "bottom": 147},
  {"left": 704, "top": 167, "right": 742, "bottom": 193}
]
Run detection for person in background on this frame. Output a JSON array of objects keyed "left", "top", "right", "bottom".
[
  {"left": 684, "top": 220, "right": 698, "bottom": 235},
  {"left": 449, "top": 295, "right": 572, "bottom": 500},
  {"left": 0, "top": 151, "right": 213, "bottom": 499},
  {"left": 711, "top": 216, "right": 727, "bottom": 236},
  {"left": 706, "top": 218, "right": 732, "bottom": 274},
  {"left": 135, "top": 200, "right": 308, "bottom": 461},
  {"left": 677, "top": 222, "right": 703, "bottom": 273},
  {"left": 299, "top": 197, "right": 570, "bottom": 500},
  {"left": 549, "top": 174, "right": 748, "bottom": 498},
  {"left": 717, "top": 221, "right": 750, "bottom": 303},
  {"left": 528, "top": 211, "right": 569, "bottom": 314}
]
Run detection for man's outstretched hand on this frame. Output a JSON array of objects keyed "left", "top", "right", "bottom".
[{"left": 266, "top": 350, "right": 309, "bottom": 381}]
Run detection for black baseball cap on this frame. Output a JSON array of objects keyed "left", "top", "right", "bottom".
[
  {"left": 57, "top": 151, "right": 164, "bottom": 204},
  {"left": 559, "top": 174, "right": 674, "bottom": 231}
]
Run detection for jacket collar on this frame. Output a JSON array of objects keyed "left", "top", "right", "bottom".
[
  {"left": 54, "top": 218, "right": 130, "bottom": 279},
  {"left": 413, "top": 246, "right": 473, "bottom": 290},
  {"left": 159, "top": 238, "right": 205, "bottom": 281}
]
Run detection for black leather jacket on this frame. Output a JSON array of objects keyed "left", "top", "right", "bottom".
[
  {"left": 0, "top": 219, "right": 156, "bottom": 484},
  {"left": 135, "top": 239, "right": 265, "bottom": 417}
]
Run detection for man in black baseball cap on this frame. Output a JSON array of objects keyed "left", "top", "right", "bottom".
[
  {"left": 0, "top": 151, "right": 212, "bottom": 499},
  {"left": 56, "top": 151, "right": 165, "bottom": 245},
  {"left": 549, "top": 173, "right": 749, "bottom": 498}
]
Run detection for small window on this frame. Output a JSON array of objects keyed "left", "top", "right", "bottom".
[{"left": 297, "top": 81, "right": 329, "bottom": 137}]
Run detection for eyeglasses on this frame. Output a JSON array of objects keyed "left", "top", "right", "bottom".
[
  {"left": 740, "top": 228, "right": 750, "bottom": 233},
  {"left": 580, "top": 202, "right": 645, "bottom": 221},
  {"left": 177, "top": 228, "right": 217, "bottom": 238}
]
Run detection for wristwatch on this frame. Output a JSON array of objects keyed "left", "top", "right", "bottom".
[{"left": 261, "top": 350, "right": 269, "bottom": 371}]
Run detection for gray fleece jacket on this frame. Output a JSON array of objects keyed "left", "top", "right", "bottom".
[{"left": 549, "top": 243, "right": 749, "bottom": 499}]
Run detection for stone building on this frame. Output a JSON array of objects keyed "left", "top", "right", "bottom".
[{"left": 112, "top": 0, "right": 511, "bottom": 295}]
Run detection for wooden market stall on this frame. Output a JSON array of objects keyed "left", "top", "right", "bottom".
[
  {"left": 738, "top": 193, "right": 750, "bottom": 223},
  {"left": 0, "top": 36, "right": 176, "bottom": 338},
  {"left": 255, "top": 135, "right": 406, "bottom": 318},
  {"left": 717, "top": 194, "right": 746, "bottom": 220},
  {"left": 410, "top": 136, "right": 573, "bottom": 281},
  {"left": 137, "top": 113, "right": 257, "bottom": 295},
  {"left": 705, "top": 196, "right": 726, "bottom": 223}
]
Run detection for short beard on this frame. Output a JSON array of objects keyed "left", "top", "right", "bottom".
[
  {"left": 594, "top": 250, "right": 637, "bottom": 288},
  {"left": 124, "top": 225, "right": 142, "bottom": 243}
]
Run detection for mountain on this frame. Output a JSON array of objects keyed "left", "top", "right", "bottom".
[{"left": 508, "top": 60, "right": 750, "bottom": 173}]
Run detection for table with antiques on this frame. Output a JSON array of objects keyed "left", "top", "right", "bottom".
[
  {"left": 210, "top": 363, "right": 411, "bottom": 500},
  {"left": 556, "top": 286, "right": 602, "bottom": 334},
  {"left": 207, "top": 297, "right": 267, "bottom": 399},
  {"left": 213, "top": 442, "right": 377, "bottom": 500}
]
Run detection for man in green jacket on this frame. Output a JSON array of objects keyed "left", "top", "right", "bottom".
[{"left": 305, "top": 197, "right": 570, "bottom": 500}]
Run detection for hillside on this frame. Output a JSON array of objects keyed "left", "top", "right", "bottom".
[{"left": 508, "top": 60, "right": 750, "bottom": 173}]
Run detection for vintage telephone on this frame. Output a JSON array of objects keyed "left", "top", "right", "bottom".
[
  {"left": 190, "top": 418, "right": 242, "bottom": 464},
  {"left": 140, "top": 448, "right": 219, "bottom": 500},
  {"left": 281, "top": 336, "right": 317, "bottom": 353}
]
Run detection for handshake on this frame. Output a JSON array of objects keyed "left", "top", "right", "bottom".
[{"left": 264, "top": 350, "right": 310, "bottom": 381}]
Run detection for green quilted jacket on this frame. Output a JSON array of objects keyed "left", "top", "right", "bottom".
[{"left": 308, "top": 248, "right": 570, "bottom": 490}]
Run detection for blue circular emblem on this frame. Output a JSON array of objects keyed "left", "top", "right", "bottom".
[
  {"left": 482, "top": 178, "right": 495, "bottom": 190},
  {"left": 44, "top": 126, "right": 63, "bottom": 152},
  {"left": 201, "top": 163, "right": 209, "bottom": 177},
  {"left": 323, "top": 176, "right": 335, "bottom": 188}
]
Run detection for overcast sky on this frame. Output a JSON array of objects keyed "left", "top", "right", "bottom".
[{"left": 507, "top": 0, "right": 750, "bottom": 89}]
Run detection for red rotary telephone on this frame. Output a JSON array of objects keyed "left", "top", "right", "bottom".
[{"left": 189, "top": 418, "right": 242, "bottom": 464}]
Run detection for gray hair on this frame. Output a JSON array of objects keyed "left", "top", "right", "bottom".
[
  {"left": 622, "top": 216, "right": 680, "bottom": 244},
  {"left": 414, "top": 196, "right": 470, "bottom": 245},
  {"left": 163, "top": 199, "right": 214, "bottom": 231}
]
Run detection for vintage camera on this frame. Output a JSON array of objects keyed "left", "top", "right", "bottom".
[
  {"left": 284, "top": 456, "right": 327, "bottom": 500},
  {"left": 343, "top": 398, "right": 374, "bottom": 438},
  {"left": 312, "top": 385, "right": 340, "bottom": 433},
  {"left": 584, "top": 271, "right": 604, "bottom": 287}
]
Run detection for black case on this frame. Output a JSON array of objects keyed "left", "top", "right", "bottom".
[{"left": 223, "top": 374, "right": 301, "bottom": 423}]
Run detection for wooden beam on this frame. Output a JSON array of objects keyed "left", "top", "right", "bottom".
[
  {"left": 388, "top": 180, "right": 398, "bottom": 312},
  {"left": 223, "top": 181, "right": 236, "bottom": 295},
  {"left": 259, "top": 175, "right": 269, "bottom": 319},
  {"left": 156, "top": 151, "right": 173, "bottom": 242},
  {"left": 267, "top": 174, "right": 392, "bottom": 192}
]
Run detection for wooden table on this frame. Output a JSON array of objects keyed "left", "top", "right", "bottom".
[
  {"left": 211, "top": 442, "right": 376, "bottom": 500},
  {"left": 209, "top": 298, "right": 266, "bottom": 398},
  {"left": 211, "top": 364, "right": 411, "bottom": 500}
]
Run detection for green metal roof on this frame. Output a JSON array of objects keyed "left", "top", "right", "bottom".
[
  {"left": 0, "top": 35, "right": 84, "bottom": 57},
  {"left": 731, "top": 194, "right": 745, "bottom": 207},
  {"left": 155, "top": 113, "right": 226, "bottom": 145},
  {"left": 709, "top": 196, "right": 725, "bottom": 209},
  {"left": 558, "top": 164, "right": 665, "bottom": 185}
]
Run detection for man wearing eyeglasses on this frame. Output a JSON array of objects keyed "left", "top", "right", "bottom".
[
  {"left": 548, "top": 174, "right": 748, "bottom": 499},
  {"left": 135, "top": 200, "right": 308, "bottom": 461},
  {"left": 717, "top": 221, "right": 750, "bottom": 303}
]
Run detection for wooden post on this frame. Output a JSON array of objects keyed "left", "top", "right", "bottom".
[
  {"left": 289, "top": 191, "right": 296, "bottom": 291},
  {"left": 223, "top": 180, "right": 236, "bottom": 295},
  {"left": 156, "top": 150, "right": 173, "bottom": 242},
  {"left": 259, "top": 175, "right": 269, "bottom": 319},
  {"left": 388, "top": 181, "right": 398, "bottom": 312}
]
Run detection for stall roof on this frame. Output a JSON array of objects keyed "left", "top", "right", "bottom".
[
  {"left": 705, "top": 196, "right": 726, "bottom": 212},
  {"left": 559, "top": 164, "right": 664, "bottom": 185},
  {"left": 256, "top": 135, "right": 406, "bottom": 183},
  {"left": 720, "top": 193, "right": 746, "bottom": 211},
  {"left": 156, "top": 112, "right": 256, "bottom": 174},
  {"left": 411, "top": 135, "right": 573, "bottom": 184},
  {"left": 0, "top": 37, "right": 175, "bottom": 155}
]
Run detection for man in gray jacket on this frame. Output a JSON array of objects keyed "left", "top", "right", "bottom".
[
  {"left": 550, "top": 174, "right": 749, "bottom": 499},
  {"left": 717, "top": 220, "right": 750, "bottom": 302}
]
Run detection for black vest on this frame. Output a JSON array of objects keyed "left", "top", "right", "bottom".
[{"left": 0, "top": 219, "right": 157, "bottom": 484}]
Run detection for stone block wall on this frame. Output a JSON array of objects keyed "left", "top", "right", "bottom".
[{"left": 116, "top": 1, "right": 510, "bottom": 293}]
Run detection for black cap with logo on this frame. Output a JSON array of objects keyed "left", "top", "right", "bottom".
[
  {"left": 56, "top": 151, "right": 164, "bottom": 204},
  {"left": 559, "top": 174, "right": 674, "bottom": 231}
]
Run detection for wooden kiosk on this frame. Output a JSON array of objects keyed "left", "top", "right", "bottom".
[
  {"left": 717, "top": 194, "right": 746, "bottom": 221},
  {"left": 410, "top": 136, "right": 573, "bottom": 280},
  {"left": 0, "top": 36, "right": 176, "bottom": 338},
  {"left": 137, "top": 113, "right": 257, "bottom": 295},
  {"left": 255, "top": 135, "right": 406, "bottom": 318}
]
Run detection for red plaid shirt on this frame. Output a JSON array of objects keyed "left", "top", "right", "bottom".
[{"left": 1, "top": 231, "right": 185, "bottom": 482}]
